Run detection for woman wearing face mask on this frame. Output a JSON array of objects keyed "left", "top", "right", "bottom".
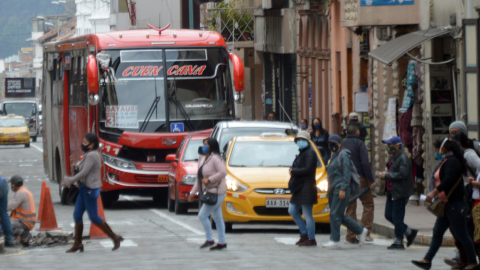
[
  {"left": 412, "top": 138, "right": 479, "bottom": 270},
  {"left": 322, "top": 134, "right": 367, "bottom": 248},
  {"left": 288, "top": 131, "right": 318, "bottom": 246},
  {"left": 63, "top": 133, "right": 123, "bottom": 253},
  {"left": 300, "top": 119, "right": 309, "bottom": 132},
  {"left": 310, "top": 118, "right": 330, "bottom": 165},
  {"left": 188, "top": 138, "right": 228, "bottom": 250}
]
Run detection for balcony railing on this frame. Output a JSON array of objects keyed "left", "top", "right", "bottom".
[{"left": 204, "top": 7, "right": 255, "bottom": 42}]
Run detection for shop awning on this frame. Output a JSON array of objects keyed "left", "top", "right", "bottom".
[{"left": 368, "top": 28, "right": 453, "bottom": 66}]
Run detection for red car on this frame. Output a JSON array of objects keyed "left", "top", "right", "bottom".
[{"left": 166, "top": 134, "right": 209, "bottom": 214}]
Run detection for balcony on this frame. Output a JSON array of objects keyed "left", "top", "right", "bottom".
[{"left": 204, "top": 5, "right": 255, "bottom": 43}]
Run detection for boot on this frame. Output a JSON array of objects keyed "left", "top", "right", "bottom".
[
  {"left": 96, "top": 221, "right": 123, "bottom": 251},
  {"left": 66, "top": 222, "right": 84, "bottom": 253}
]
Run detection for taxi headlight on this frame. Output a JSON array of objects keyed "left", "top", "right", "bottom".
[
  {"left": 0, "top": 133, "right": 4, "bottom": 136},
  {"left": 20, "top": 132, "right": 29, "bottom": 136},
  {"left": 317, "top": 179, "right": 328, "bottom": 193},
  {"left": 226, "top": 175, "right": 248, "bottom": 192},
  {"left": 181, "top": 175, "right": 197, "bottom": 185}
]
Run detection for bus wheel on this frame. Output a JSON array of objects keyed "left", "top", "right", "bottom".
[
  {"left": 225, "top": 222, "right": 233, "bottom": 233},
  {"left": 55, "top": 153, "right": 68, "bottom": 205},
  {"left": 101, "top": 191, "right": 119, "bottom": 208},
  {"left": 32, "top": 136, "right": 37, "bottom": 142},
  {"left": 25, "top": 143, "right": 30, "bottom": 148}
]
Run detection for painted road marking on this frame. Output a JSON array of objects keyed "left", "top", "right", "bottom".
[
  {"left": 19, "top": 164, "right": 33, "bottom": 167},
  {"left": 30, "top": 143, "right": 43, "bottom": 153},
  {"left": 122, "top": 195, "right": 203, "bottom": 235},
  {"left": 100, "top": 239, "right": 137, "bottom": 248}
]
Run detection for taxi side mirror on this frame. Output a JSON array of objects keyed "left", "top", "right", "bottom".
[{"left": 166, "top": 154, "right": 177, "bottom": 162}]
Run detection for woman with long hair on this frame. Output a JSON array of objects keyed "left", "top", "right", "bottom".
[
  {"left": 188, "top": 138, "right": 228, "bottom": 250},
  {"left": 310, "top": 117, "right": 330, "bottom": 164},
  {"left": 300, "top": 119, "right": 309, "bottom": 132},
  {"left": 412, "top": 138, "right": 479, "bottom": 270},
  {"left": 63, "top": 133, "right": 123, "bottom": 253}
]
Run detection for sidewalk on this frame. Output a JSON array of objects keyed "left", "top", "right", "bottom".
[{"left": 356, "top": 195, "right": 454, "bottom": 246}]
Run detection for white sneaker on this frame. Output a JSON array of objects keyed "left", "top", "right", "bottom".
[
  {"left": 358, "top": 228, "right": 368, "bottom": 247},
  {"left": 322, "top": 241, "right": 340, "bottom": 248}
]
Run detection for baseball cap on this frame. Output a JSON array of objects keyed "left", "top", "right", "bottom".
[
  {"left": 382, "top": 136, "right": 403, "bottom": 145},
  {"left": 328, "top": 134, "right": 342, "bottom": 144},
  {"left": 349, "top": 112, "right": 359, "bottom": 120},
  {"left": 10, "top": 175, "right": 24, "bottom": 185}
]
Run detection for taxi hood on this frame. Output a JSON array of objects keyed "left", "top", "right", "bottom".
[{"left": 227, "top": 166, "right": 326, "bottom": 187}]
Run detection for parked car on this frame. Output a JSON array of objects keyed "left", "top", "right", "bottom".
[
  {"left": 220, "top": 133, "right": 330, "bottom": 232},
  {"left": 211, "top": 121, "right": 299, "bottom": 153},
  {"left": 166, "top": 134, "right": 210, "bottom": 214},
  {"left": 0, "top": 115, "right": 31, "bottom": 148}
]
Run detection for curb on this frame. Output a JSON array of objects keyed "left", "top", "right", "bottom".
[{"left": 371, "top": 221, "right": 455, "bottom": 246}]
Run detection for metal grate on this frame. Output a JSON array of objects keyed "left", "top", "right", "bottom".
[{"left": 206, "top": 6, "right": 255, "bottom": 42}]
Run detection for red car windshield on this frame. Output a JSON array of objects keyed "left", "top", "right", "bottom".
[{"left": 182, "top": 139, "right": 205, "bottom": 162}]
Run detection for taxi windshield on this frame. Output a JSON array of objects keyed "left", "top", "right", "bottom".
[
  {"left": 0, "top": 118, "right": 26, "bottom": 127},
  {"left": 183, "top": 139, "right": 204, "bottom": 162},
  {"left": 229, "top": 141, "right": 321, "bottom": 168}
]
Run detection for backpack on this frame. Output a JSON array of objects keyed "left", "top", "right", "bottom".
[
  {"left": 473, "top": 139, "right": 480, "bottom": 158},
  {"left": 337, "top": 151, "right": 361, "bottom": 196}
]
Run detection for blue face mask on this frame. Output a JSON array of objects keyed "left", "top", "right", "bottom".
[
  {"left": 300, "top": 124, "right": 307, "bottom": 129},
  {"left": 11, "top": 187, "right": 15, "bottom": 193},
  {"left": 314, "top": 124, "right": 321, "bottom": 130},
  {"left": 297, "top": 140, "right": 309, "bottom": 150},
  {"left": 435, "top": 152, "right": 443, "bottom": 160},
  {"left": 202, "top": 145, "right": 210, "bottom": 155}
]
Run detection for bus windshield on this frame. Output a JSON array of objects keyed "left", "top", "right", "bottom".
[
  {"left": 3, "top": 103, "right": 36, "bottom": 119},
  {"left": 99, "top": 48, "right": 234, "bottom": 135}
]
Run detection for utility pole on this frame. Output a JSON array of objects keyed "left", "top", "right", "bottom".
[{"left": 189, "top": 0, "right": 194, "bottom": 29}]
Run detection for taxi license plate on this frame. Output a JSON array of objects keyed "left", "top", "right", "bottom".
[
  {"left": 266, "top": 197, "right": 290, "bottom": 208},
  {"left": 157, "top": 175, "right": 169, "bottom": 183},
  {"left": 8, "top": 138, "right": 15, "bottom": 141}
]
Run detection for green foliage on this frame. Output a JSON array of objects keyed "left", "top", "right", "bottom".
[{"left": 0, "top": 0, "right": 64, "bottom": 59}]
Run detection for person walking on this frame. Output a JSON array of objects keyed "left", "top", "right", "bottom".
[
  {"left": 378, "top": 136, "right": 417, "bottom": 250},
  {"left": 323, "top": 134, "right": 367, "bottom": 248},
  {"left": 288, "top": 131, "right": 318, "bottom": 247},
  {"left": 0, "top": 173, "right": 14, "bottom": 247},
  {"left": 412, "top": 139, "right": 479, "bottom": 270},
  {"left": 8, "top": 176, "right": 36, "bottom": 247},
  {"left": 310, "top": 117, "right": 330, "bottom": 165},
  {"left": 341, "top": 112, "right": 367, "bottom": 142},
  {"left": 188, "top": 138, "right": 228, "bottom": 251},
  {"left": 63, "top": 133, "right": 123, "bottom": 253},
  {"left": 342, "top": 123, "right": 376, "bottom": 244}
]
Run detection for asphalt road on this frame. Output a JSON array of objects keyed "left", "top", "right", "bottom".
[{"left": 0, "top": 138, "right": 454, "bottom": 269}]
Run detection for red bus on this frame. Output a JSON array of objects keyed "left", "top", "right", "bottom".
[{"left": 42, "top": 24, "right": 245, "bottom": 206}]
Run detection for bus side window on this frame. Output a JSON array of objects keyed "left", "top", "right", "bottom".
[{"left": 52, "top": 59, "right": 57, "bottom": 106}]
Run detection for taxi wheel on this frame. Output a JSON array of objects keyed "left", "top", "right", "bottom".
[
  {"left": 225, "top": 222, "right": 233, "bottom": 232},
  {"left": 25, "top": 143, "right": 30, "bottom": 148},
  {"left": 315, "top": 223, "right": 331, "bottom": 234},
  {"left": 174, "top": 190, "right": 188, "bottom": 214},
  {"left": 32, "top": 136, "right": 37, "bottom": 142},
  {"left": 167, "top": 186, "right": 175, "bottom": 212}
]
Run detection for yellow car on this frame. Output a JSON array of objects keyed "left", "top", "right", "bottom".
[
  {"left": 0, "top": 115, "right": 31, "bottom": 148},
  {"left": 221, "top": 133, "right": 330, "bottom": 231}
]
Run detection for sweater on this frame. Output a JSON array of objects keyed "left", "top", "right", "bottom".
[
  {"left": 64, "top": 151, "right": 102, "bottom": 189},
  {"left": 341, "top": 135, "right": 374, "bottom": 184},
  {"left": 191, "top": 154, "right": 227, "bottom": 195}
]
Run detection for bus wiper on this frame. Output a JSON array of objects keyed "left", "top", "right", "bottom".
[
  {"left": 169, "top": 80, "right": 195, "bottom": 131},
  {"left": 139, "top": 97, "right": 161, "bottom": 132}
]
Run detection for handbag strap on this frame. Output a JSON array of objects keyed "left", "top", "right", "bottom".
[{"left": 445, "top": 177, "right": 462, "bottom": 200}]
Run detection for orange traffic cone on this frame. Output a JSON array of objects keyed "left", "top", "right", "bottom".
[
  {"left": 89, "top": 196, "right": 108, "bottom": 239},
  {"left": 37, "top": 181, "right": 46, "bottom": 222},
  {"left": 38, "top": 187, "right": 62, "bottom": 231}
]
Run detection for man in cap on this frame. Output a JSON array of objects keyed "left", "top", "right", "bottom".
[
  {"left": 8, "top": 175, "right": 36, "bottom": 247},
  {"left": 341, "top": 112, "right": 367, "bottom": 142},
  {"left": 0, "top": 173, "right": 14, "bottom": 247},
  {"left": 378, "top": 136, "right": 417, "bottom": 250},
  {"left": 450, "top": 120, "right": 480, "bottom": 155}
]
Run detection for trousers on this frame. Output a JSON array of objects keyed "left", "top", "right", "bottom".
[
  {"left": 0, "top": 179, "right": 14, "bottom": 243},
  {"left": 328, "top": 187, "right": 364, "bottom": 242},
  {"left": 198, "top": 193, "right": 226, "bottom": 244},
  {"left": 73, "top": 184, "right": 103, "bottom": 224},
  {"left": 288, "top": 203, "right": 315, "bottom": 240},
  {"left": 345, "top": 177, "right": 374, "bottom": 241}
]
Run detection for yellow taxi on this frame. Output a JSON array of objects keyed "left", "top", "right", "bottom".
[
  {"left": 0, "top": 115, "right": 30, "bottom": 148},
  {"left": 221, "top": 133, "right": 330, "bottom": 231}
]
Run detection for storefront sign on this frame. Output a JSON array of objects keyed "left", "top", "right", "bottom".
[
  {"left": 361, "top": 0, "right": 414, "bottom": 6},
  {"left": 106, "top": 105, "right": 138, "bottom": 129},
  {"left": 355, "top": 92, "right": 369, "bottom": 112},
  {"left": 5, "top": 78, "right": 36, "bottom": 98},
  {"left": 382, "top": 98, "right": 398, "bottom": 140}
]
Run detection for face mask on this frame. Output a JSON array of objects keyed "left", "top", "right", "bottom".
[
  {"left": 297, "top": 140, "right": 309, "bottom": 150},
  {"left": 451, "top": 131, "right": 462, "bottom": 142},
  {"left": 387, "top": 146, "right": 397, "bottom": 154},
  {"left": 202, "top": 145, "right": 210, "bottom": 155},
  {"left": 11, "top": 187, "right": 15, "bottom": 193},
  {"left": 435, "top": 152, "right": 443, "bottom": 160},
  {"left": 81, "top": 144, "right": 90, "bottom": 152},
  {"left": 300, "top": 124, "right": 307, "bottom": 129},
  {"left": 328, "top": 144, "right": 339, "bottom": 153},
  {"left": 314, "top": 124, "right": 322, "bottom": 130}
]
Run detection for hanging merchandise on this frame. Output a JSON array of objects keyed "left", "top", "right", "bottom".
[
  {"left": 399, "top": 60, "right": 418, "bottom": 113},
  {"left": 383, "top": 98, "right": 398, "bottom": 140}
]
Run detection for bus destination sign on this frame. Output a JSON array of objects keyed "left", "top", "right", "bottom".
[{"left": 5, "top": 78, "right": 36, "bottom": 98}]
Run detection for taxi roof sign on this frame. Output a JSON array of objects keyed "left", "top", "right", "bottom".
[{"left": 259, "top": 133, "right": 288, "bottom": 139}]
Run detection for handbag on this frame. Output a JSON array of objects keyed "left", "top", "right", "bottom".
[
  {"left": 425, "top": 177, "right": 462, "bottom": 217},
  {"left": 66, "top": 163, "right": 81, "bottom": 205}
]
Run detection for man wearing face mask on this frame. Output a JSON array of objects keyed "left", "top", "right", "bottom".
[
  {"left": 323, "top": 134, "right": 368, "bottom": 248},
  {"left": 8, "top": 175, "right": 36, "bottom": 247},
  {"left": 288, "top": 131, "right": 318, "bottom": 246},
  {"left": 378, "top": 136, "right": 417, "bottom": 250}
]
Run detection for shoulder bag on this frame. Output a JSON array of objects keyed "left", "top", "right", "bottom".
[
  {"left": 425, "top": 177, "right": 462, "bottom": 217},
  {"left": 65, "top": 163, "right": 81, "bottom": 205},
  {"left": 198, "top": 155, "right": 220, "bottom": 206}
]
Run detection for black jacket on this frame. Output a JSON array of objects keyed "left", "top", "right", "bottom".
[
  {"left": 290, "top": 145, "right": 318, "bottom": 205},
  {"left": 385, "top": 149, "right": 414, "bottom": 200},
  {"left": 341, "top": 135, "right": 375, "bottom": 184},
  {"left": 437, "top": 156, "right": 464, "bottom": 204},
  {"left": 341, "top": 123, "right": 367, "bottom": 142}
]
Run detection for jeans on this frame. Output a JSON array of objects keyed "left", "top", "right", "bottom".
[
  {"left": 385, "top": 195, "right": 409, "bottom": 241},
  {"left": 0, "top": 179, "right": 14, "bottom": 243},
  {"left": 346, "top": 177, "right": 374, "bottom": 241},
  {"left": 425, "top": 201, "right": 477, "bottom": 265},
  {"left": 198, "top": 193, "right": 226, "bottom": 244},
  {"left": 73, "top": 184, "right": 103, "bottom": 225},
  {"left": 288, "top": 203, "right": 315, "bottom": 240},
  {"left": 328, "top": 187, "right": 364, "bottom": 242}
]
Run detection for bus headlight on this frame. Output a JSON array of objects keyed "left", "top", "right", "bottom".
[
  {"left": 317, "top": 179, "right": 328, "bottom": 193},
  {"left": 226, "top": 175, "right": 248, "bottom": 192},
  {"left": 102, "top": 153, "right": 136, "bottom": 170}
]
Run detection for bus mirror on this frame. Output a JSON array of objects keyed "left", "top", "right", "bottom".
[
  {"left": 87, "top": 55, "right": 99, "bottom": 94},
  {"left": 229, "top": 53, "right": 245, "bottom": 92},
  {"left": 88, "top": 94, "right": 99, "bottom": 106}
]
